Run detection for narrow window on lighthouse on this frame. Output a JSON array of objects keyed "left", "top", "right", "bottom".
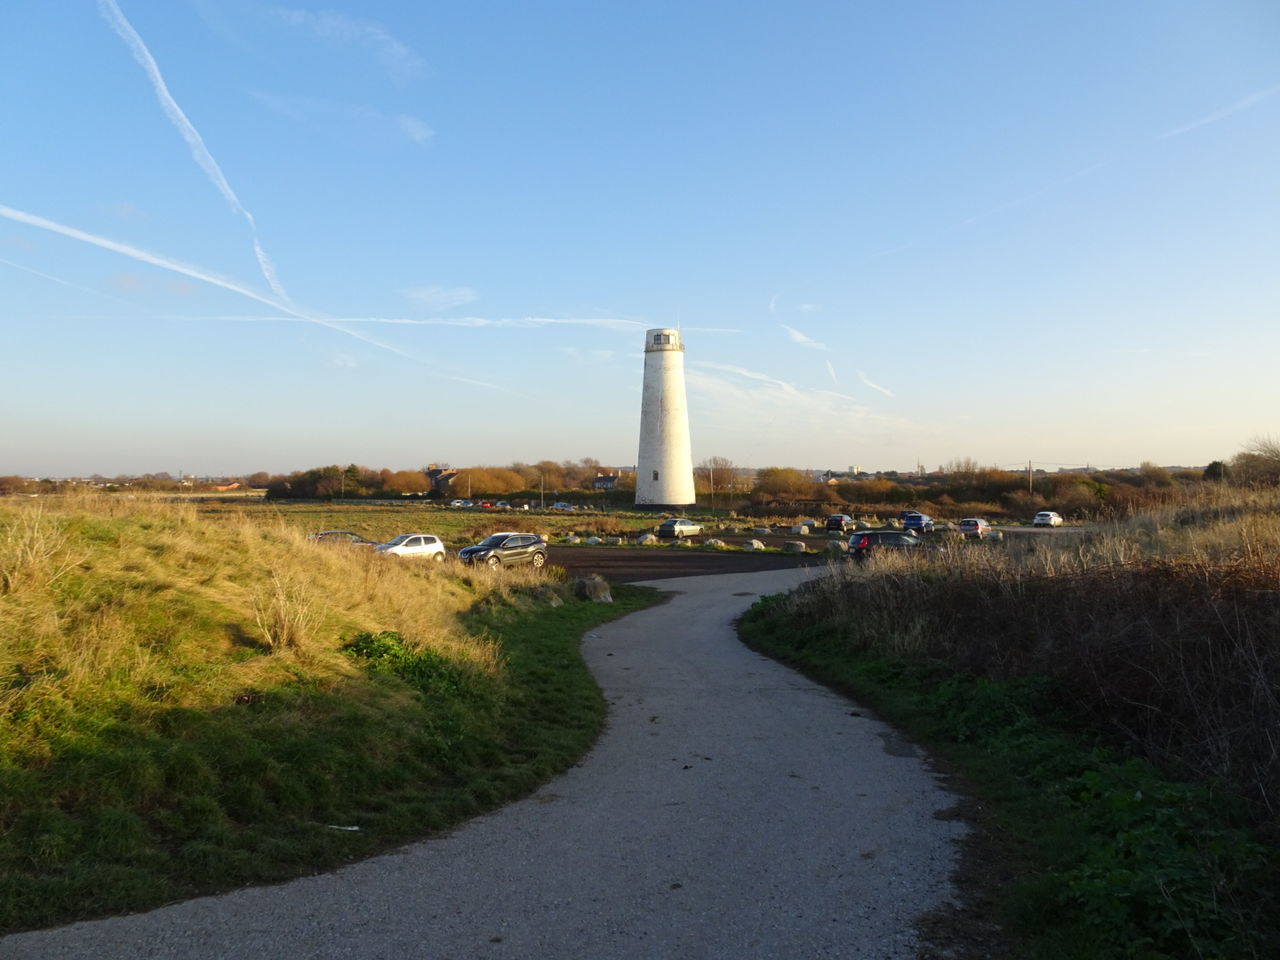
[{"left": 652, "top": 470, "right": 660, "bottom": 481}]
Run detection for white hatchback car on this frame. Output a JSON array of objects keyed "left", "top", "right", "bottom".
[
  {"left": 1033, "top": 511, "right": 1064, "bottom": 528},
  {"left": 374, "top": 533, "right": 446, "bottom": 560}
]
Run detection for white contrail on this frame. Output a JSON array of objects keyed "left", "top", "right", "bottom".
[
  {"left": 96, "top": 0, "right": 293, "bottom": 305},
  {"left": 857, "top": 370, "right": 894, "bottom": 397},
  {"left": 1158, "top": 82, "right": 1280, "bottom": 139},
  {"left": 0, "top": 256, "right": 137, "bottom": 306},
  {"left": 0, "top": 202, "right": 413, "bottom": 359},
  {"left": 781, "top": 323, "right": 827, "bottom": 351}
]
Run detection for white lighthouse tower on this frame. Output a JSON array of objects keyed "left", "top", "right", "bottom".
[{"left": 635, "top": 327, "right": 695, "bottom": 508}]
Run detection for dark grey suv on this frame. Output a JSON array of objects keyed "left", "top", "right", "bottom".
[
  {"left": 458, "top": 532, "right": 548, "bottom": 568},
  {"left": 848, "top": 529, "right": 933, "bottom": 563}
]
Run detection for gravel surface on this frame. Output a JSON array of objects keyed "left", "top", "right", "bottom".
[
  {"left": 2, "top": 567, "right": 963, "bottom": 960},
  {"left": 549, "top": 545, "right": 820, "bottom": 582}
]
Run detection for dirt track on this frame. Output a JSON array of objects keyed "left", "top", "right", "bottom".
[{"left": 547, "top": 545, "right": 822, "bottom": 582}]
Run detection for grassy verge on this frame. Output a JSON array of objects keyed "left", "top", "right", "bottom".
[
  {"left": 0, "top": 496, "right": 658, "bottom": 933},
  {"left": 738, "top": 510, "right": 1280, "bottom": 959}
]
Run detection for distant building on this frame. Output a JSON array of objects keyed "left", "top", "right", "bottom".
[
  {"left": 593, "top": 473, "right": 621, "bottom": 491},
  {"left": 425, "top": 467, "right": 459, "bottom": 493}
]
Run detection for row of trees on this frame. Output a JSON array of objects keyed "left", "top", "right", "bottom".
[
  {"left": 746, "top": 439, "right": 1280, "bottom": 518},
  {"left": 262, "top": 459, "right": 638, "bottom": 501},
  {"left": 7, "top": 439, "right": 1278, "bottom": 508}
]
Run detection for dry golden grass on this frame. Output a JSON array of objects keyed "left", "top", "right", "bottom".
[
  {"left": 0, "top": 493, "right": 508, "bottom": 722},
  {"left": 797, "top": 485, "right": 1280, "bottom": 825}
]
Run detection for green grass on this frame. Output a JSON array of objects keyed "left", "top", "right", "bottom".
[
  {"left": 0, "top": 497, "right": 660, "bottom": 933},
  {"left": 739, "top": 596, "right": 1280, "bottom": 960},
  {"left": 193, "top": 499, "right": 663, "bottom": 547}
]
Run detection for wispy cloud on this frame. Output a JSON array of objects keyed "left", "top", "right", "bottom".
[
  {"left": 686, "top": 364, "right": 880, "bottom": 445},
  {"left": 781, "top": 323, "right": 827, "bottom": 351},
  {"left": 335, "top": 317, "right": 645, "bottom": 332},
  {"left": 250, "top": 91, "right": 432, "bottom": 146},
  {"left": 0, "top": 255, "right": 137, "bottom": 306},
  {"left": 826, "top": 360, "right": 839, "bottom": 385},
  {"left": 397, "top": 114, "right": 434, "bottom": 144},
  {"left": 768, "top": 294, "right": 778, "bottom": 313},
  {"left": 559, "top": 347, "right": 617, "bottom": 365},
  {"left": 857, "top": 370, "right": 894, "bottom": 397},
  {"left": 96, "top": 0, "right": 293, "bottom": 305},
  {"left": 1158, "top": 83, "right": 1280, "bottom": 140},
  {"left": 272, "top": 7, "right": 424, "bottom": 84},
  {"left": 796, "top": 303, "right": 820, "bottom": 313},
  {"left": 97, "top": 201, "right": 143, "bottom": 220},
  {"left": 166, "top": 313, "right": 645, "bottom": 333},
  {"left": 691, "top": 360, "right": 802, "bottom": 396},
  {"left": 401, "top": 285, "right": 478, "bottom": 311}
]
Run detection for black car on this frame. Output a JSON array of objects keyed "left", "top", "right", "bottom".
[
  {"left": 458, "top": 532, "right": 548, "bottom": 568},
  {"left": 306, "top": 530, "right": 377, "bottom": 546},
  {"left": 825, "top": 514, "right": 855, "bottom": 533},
  {"left": 848, "top": 529, "right": 933, "bottom": 563}
]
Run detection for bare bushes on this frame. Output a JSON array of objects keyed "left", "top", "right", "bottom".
[
  {"left": 799, "top": 509, "right": 1280, "bottom": 827},
  {"left": 250, "top": 572, "right": 319, "bottom": 652}
]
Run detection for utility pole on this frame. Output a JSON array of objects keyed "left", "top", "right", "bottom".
[{"left": 1028, "top": 460, "right": 1033, "bottom": 494}]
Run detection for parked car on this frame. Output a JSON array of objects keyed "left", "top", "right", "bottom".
[
  {"left": 825, "top": 514, "right": 854, "bottom": 533},
  {"left": 449, "top": 499, "right": 467, "bottom": 507},
  {"left": 657, "top": 518, "right": 702, "bottom": 538},
  {"left": 1033, "top": 511, "right": 1064, "bottom": 527},
  {"left": 549, "top": 502, "right": 575, "bottom": 511},
  {"left": 495, "top": 501, "right": 511, "bottom": 510},
  {"left": 374, "top": 533, "right": 446, "bottom": 560},
  {"left": 458, "top": 532, "right": 548, "bottom": 568},
  {"left": 848, "top": 529, "right": 934, "bottom": 563},
  {"left": 958, "top": 518, "right": 994, "bottom": 539},
  {"left": 899, "top": 511, "right": 935, "bottom": 534},
  {"left": 306, "top": 530, "right": 377, "bottom": 546}
]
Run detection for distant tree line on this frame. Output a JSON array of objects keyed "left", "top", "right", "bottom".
[
  {"left": 262, "top": 459, "right": 635, "bottom": 501},
  {"left": 745, "top": 438, "right": 1280, "bottom": 519}
]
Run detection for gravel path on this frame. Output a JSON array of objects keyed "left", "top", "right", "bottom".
[{"left": 2, "top": 567, "right": 963, "bottom": 959}]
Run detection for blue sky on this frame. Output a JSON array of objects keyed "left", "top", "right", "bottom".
[{"left": 2, "top": 1, "right": 1277, "bottom": 477}]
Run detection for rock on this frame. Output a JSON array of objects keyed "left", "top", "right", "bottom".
[
  {"left": 720, "top": 524, "right": 740, "bottom": 534},
  {"left": 531, "top": 584, "right": 564, "bottom": 607},
  {"left": 562, "top": 535, "right": 580, "bottom": 543},
  {"left": 825, "top": 540, "right": 848, "bottom": 555},
  {"left": 752, "top": 527, "right": 772, "bottom": 536},
  {"left": 704, "top": 538, "right": 728, "bottom": 549},
  {"left": 790, "top": 524, "right": 810, "bottom": 535},
  {"left": 572, "top": 574, "right": 613, "bottom": 603},
  {"left": 853, "top": 520, "right": 872, "bottom": 531},
  {"left": 584, "top": 536, "right": 602, "bottom": 545},
  {"left": 636, "top": 533, "right": 658, "bottom": 545},
  {"left": 744, "top": 539, "right": 766, "bottom": 551},
  {"left": 605, "top": 536, "right": 623, "bottom": 545},
  {"left": 782, "top": 540, "right": 807, "bottom": 554}
]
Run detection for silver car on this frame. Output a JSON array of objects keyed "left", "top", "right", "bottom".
[{"left": 657, "top": 518, "right": 702, "bottom": 539}]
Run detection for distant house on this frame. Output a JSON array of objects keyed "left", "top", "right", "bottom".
[
  {"left": 593, "top": 473, "right": 621, "bottom": 491},
  {"left": 425, "top": 467, "right": 459, "bottom": 493}
]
